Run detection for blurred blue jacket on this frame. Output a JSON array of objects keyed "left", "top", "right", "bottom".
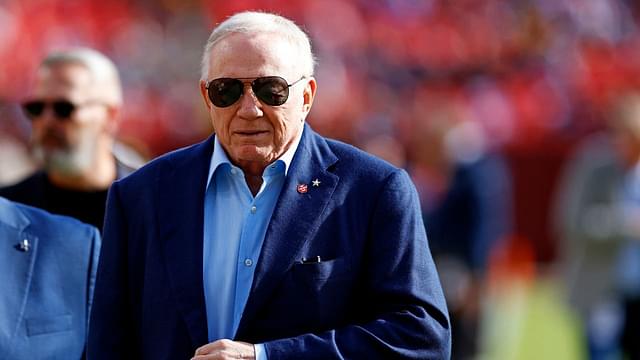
[{"left": 0, "top": 197, "right": 101, "bottom": 360}]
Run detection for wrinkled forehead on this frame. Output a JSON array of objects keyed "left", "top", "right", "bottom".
[
  {"left": 208, "top": 32, "right": 301, "bottom": 80},
  {"left": 32, "top": 63, "right": 94, "bottom": 101}
]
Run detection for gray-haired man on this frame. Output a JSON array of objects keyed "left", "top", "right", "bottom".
[{"left": 0, "top": 48, "right": 139, "bottom": 231}]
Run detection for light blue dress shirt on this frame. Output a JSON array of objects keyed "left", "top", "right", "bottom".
[{"left": 203, "top": 134, "right": 301, "bottom": 359}]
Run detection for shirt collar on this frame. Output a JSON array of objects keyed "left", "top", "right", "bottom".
[{"left": 206, "top": 128, "right": 303, "bottom": 187}]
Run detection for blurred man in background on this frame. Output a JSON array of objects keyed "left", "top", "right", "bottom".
[
  {"left": 554, "top": 92, "right": 640, "bottom": 359},
  {"left": 407, "top": 97, "right": 512, "bottom": 359},
  {"left": 0, "top": 48, "right": 141, "bottom": 231},
  {"left": 0, "top": 196, "right": 100, "bottom": 359},
  {"left": 606, "top": 93, "right": 640, "bottom": 359}
]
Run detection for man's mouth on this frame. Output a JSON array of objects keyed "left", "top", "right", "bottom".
[
  {"left": 38, "top": 132, "right": 69, "bottom": 148},
  {"left": 235, "top": 130, "right": 268, "bottom": 137}
]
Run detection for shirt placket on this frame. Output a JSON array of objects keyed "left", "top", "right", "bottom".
[{"left": 231, "top": 167, "right": 272, "bottom": 333}]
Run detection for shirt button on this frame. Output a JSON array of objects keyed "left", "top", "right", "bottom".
[
  {"left": 230, "top": 168, "right": 237, "bottom": 175},
  {"left": 244, "top": 258, "right": 253, "bottom": 267},
  {"left": 250, "top": 206, "right": 257, "bottom": 214}
]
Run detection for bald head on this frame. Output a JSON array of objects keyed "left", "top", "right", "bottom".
[{"left": 40, "top": 48, "right": 122, "bottom": 107}]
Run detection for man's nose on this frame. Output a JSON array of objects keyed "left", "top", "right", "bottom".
[
  {"left": 36, "top": 106, "right": 60, "bottom": 125},
  {"left": 236, "top": 85, "right": 263, "bottom": 119}
]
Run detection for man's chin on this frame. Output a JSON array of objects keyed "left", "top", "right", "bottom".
[
  {"left": 33, "top": 147, "right": 91, "bottom": 176},
  {"left": 230, "top": 147, "right": 278, "bottom": 168}
]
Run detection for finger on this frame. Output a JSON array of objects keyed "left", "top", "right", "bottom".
[
  {"left": 191, "top": 350, "right": 231, "bottom": 360},
  {"left": 195, "top": 339, "right": 237, "bottom": 355},
  {"left": 194, "top": 340, "right": 220, "bottom": 355},
  {"left": 193, "top": 339, "right": 254, "bottom": 359}
]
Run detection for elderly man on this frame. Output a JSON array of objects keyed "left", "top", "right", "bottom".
[
  {"left": 88, "top": 11, "right": 450, "bottom": 359},
  {"left": 0, "top": 196, "right": 100, "bottom": 359},
  {"left": 0, "top": 48, "right": 138, "bottom": 231}
]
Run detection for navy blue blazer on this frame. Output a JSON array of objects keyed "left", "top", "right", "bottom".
[
  {"left": 0, "top": 197, "right": 101, "bottom": 360},
  {"left": 88, "top": 125, "right": 450, "bottom": 359}
]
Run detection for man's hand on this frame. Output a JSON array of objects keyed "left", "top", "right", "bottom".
[{"left": 191, "top": 339, "right": 256, "bottom": 360}]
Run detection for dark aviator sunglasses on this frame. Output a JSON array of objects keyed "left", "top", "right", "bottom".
[
  {"left": 21, "top": 99, "right": 104, "bottom": 120},
  {"left": 205, "top": 76, "right": 306, "bottom": 108}
]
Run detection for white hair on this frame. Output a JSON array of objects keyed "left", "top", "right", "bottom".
[
  {"left": 41, "top": 47, "right": 123, "bottom": 106},
  {"left": 200, "top": 11, "right": 316, "bottom": 81}
]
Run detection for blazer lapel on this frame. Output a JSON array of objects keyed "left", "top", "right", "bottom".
[
  {"left": 157, "top": 136, "right": 214, "bottom": 347},
  {"left": 0, "top": 201, "right": 38, "bottom": 358},
  {"left": 237, "top": 126, "right": 339, "bottom": 335}
]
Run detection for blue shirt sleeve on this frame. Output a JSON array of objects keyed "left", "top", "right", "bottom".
[{"left": 255, "top": 343, "right": 268, "bottom": 360}]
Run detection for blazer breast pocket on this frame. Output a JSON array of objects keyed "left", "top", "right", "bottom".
[
  {"left": 292, "top": 257, "right": 351, "bottom": 281},
  {"left": 285, "top": 257, "right": 354, "bottom": 327},
  {"left": 26, "top": 314, "right": 72, "bottom": 336}
]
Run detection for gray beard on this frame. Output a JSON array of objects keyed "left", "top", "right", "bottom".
[{"left": 32, "top": 135, "right": 96, "bottom": 176}]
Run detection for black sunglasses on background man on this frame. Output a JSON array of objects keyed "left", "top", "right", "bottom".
[{"left": 22, "top": 99, "right": 104, "bottom": 120}]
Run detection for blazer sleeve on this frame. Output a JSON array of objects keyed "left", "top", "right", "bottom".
[
  {"left": 87, "top": 182, "right": 135, "bottom": 359},
  {"left": 264, "top": 169, "right": 451, "bottom": 359}
]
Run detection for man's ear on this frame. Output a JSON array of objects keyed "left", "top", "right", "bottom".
[
  {"left": 302, "top": 77, "right": 317, "bottom": 116},
  {"left": 200, "top": 80, "right": 212, "bottom": 110},
  {"left": 105, "top": 105, "right": 121, "bottom": 135}
]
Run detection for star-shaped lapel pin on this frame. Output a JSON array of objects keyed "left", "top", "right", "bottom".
[{"left": 312, "top": 179, "right": 321, "bottom": 187}]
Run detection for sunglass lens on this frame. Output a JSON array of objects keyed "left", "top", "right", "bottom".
[
  {"left": 22, "top": 101, "right": 45, "bottom": 118},
  {"left": 52, "top": 100, "right": 76, "bottom": 118},
  {"left": 208, "top": 78, "right": 243, "bottom": 107},
  {"left": 253, "top": 77, "right": 289, "bottom": 106}
]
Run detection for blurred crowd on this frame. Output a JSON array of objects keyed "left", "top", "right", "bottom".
[{"left": 2, "top": 0, "right": 640, "bottom": 358}]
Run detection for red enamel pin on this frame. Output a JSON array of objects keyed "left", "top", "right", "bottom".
[{"left": 297, "top": 183, "right": 308, "bottom": 194}]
